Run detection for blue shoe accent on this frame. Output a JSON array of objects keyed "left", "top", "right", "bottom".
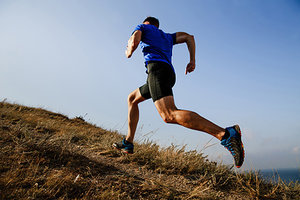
[
  {"left": 112, "top": 138, "right": 134, "bottom": 154},
  {"left": 221, "top": 125, "right": 244, "bottom": 168}
]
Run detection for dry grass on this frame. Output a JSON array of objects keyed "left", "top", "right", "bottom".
[{"left": 0, "top": 101, "right": 299, "bottom": 199}]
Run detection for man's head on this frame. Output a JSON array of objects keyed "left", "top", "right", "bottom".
[{"left": 143, "top": 16, "right": 159, "bottom": 28}]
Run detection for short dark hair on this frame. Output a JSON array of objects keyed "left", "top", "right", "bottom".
[{"left": 143, "top": 16, "right": 159, "bottom": 28}]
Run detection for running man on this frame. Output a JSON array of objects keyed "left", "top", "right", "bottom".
[{"left": 113, "top": 17, "right": 244, "bottom": 168}]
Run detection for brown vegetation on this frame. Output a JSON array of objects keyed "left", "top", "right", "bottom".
[{"left": 0, "top": 101, "right": 299, "bottom": 199}]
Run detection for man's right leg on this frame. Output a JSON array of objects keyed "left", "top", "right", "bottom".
[
  {"left": 112, "top": 88, "right": 146, "bottom": 153},
  {"left": 126, "top": 88, "right": 146, "bottom": 143}
]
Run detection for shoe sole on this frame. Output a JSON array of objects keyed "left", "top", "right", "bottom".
[{"left": 233, "top": 125, "right": 244, "bottom": 168}]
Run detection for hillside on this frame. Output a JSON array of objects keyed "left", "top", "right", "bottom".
[{"left": 0, "top": 101, "right": 299, "bottom": 200}]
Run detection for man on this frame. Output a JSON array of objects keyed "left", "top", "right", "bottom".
[{"left": 113, "top": 17, "right": 244, "bottom": 168}]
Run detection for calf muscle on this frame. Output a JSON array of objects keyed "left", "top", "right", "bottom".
[{"left": 154, "top": 96, "right": 225, "bottom": 140}]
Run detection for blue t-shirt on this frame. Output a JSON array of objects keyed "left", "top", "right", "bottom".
[{"left": 133, "top": 24, "right": 176, "bottom": 71}]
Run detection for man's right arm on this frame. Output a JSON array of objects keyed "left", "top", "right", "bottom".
[
  {"left": 126, "top": 30, "right": 142, "bottom": 58},
  {"left": 175, "top": 32, "right": 196, "bottom": 74}
]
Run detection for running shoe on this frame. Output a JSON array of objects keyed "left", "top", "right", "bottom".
[
  {"left": 221, "top": 125, "right": 244, "bottom": 168},
  {"left": 112, "top": 138, "right": 134, "bottom": 154}
]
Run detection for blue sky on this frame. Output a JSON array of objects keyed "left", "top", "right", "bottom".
[{"left": 0, "top": 0, "right": 299, "bottom": 170}]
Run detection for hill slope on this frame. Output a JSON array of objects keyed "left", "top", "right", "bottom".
[{"left": 0, "top": 101, "right": 299, "bottom": 199}]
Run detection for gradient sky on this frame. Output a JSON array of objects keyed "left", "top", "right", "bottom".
[{"left": 1, "top": 0, "right": 299, "bottom": 170}]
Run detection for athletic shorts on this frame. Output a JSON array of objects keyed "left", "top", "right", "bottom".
[{"left": 139, "top": 61, "right": 176, "bottom": 102}]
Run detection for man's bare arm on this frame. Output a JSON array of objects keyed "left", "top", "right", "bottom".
[
  {"left": 175, "top": 32, "right": 196, "bottom": 74},
  {"left": 126, "top": 30, "right": 142, "bottom": 58}
]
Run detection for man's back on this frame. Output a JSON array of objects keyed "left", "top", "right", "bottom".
[{"left": 133, "top": 24, "right": 176, "bottom": 67}]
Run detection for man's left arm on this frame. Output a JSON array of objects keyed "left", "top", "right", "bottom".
[
  {"left": 174, "top": 32, "right": 196, "bottom": 75},
  {"left": 125, "top": 30, "right": 142, "bottom": 58}
]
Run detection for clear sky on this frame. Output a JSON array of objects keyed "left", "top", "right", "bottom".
[{"left": 1, "top": 0, "right": 299, "bottom": 170}]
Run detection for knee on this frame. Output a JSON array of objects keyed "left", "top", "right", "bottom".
[
  {"left": 127, "top": 92, "right": 138, "bottom": 105},
  {"left": 160, "top": 112, "right": 176, "bottom": 124}
]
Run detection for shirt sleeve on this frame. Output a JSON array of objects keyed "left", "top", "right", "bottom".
[
  {"left": 132, "top": 24, "right": 144, "bottom": 35},
  {"left": 171, "top": 33, "right": 177, "bottom": 45}
]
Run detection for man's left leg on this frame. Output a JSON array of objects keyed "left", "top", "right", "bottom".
[
  {"left": 154, "top": 95, "right": 244, "bottom": 168},
  {"left": 154, "top": 95, "right": 226, "bottom": 140}
]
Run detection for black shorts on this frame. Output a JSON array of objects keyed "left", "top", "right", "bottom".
[{"left": 139, "top": 61, "right": 176, "bottom": 102}]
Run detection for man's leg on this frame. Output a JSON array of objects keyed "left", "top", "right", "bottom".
[
  {"left": 154, "top": 95, "right": 225, "bottom": 140},
  {"left": 153, "top": 95, "right": 244, "bottom": 168},
  {"left": 126, "top": 88, "right": 146, "bottom": 143}
]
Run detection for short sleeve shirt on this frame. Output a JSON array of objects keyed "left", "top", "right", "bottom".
[{"left": 133, "top": 24, "right": 176, "bottom": 70}]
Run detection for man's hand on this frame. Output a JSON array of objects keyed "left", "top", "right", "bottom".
[
  {"left": 125, "top": 48, "right": 132, "bottom": 58},
  {"left": 185, "top": 61, "right": 195, "bottom": 75}
]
